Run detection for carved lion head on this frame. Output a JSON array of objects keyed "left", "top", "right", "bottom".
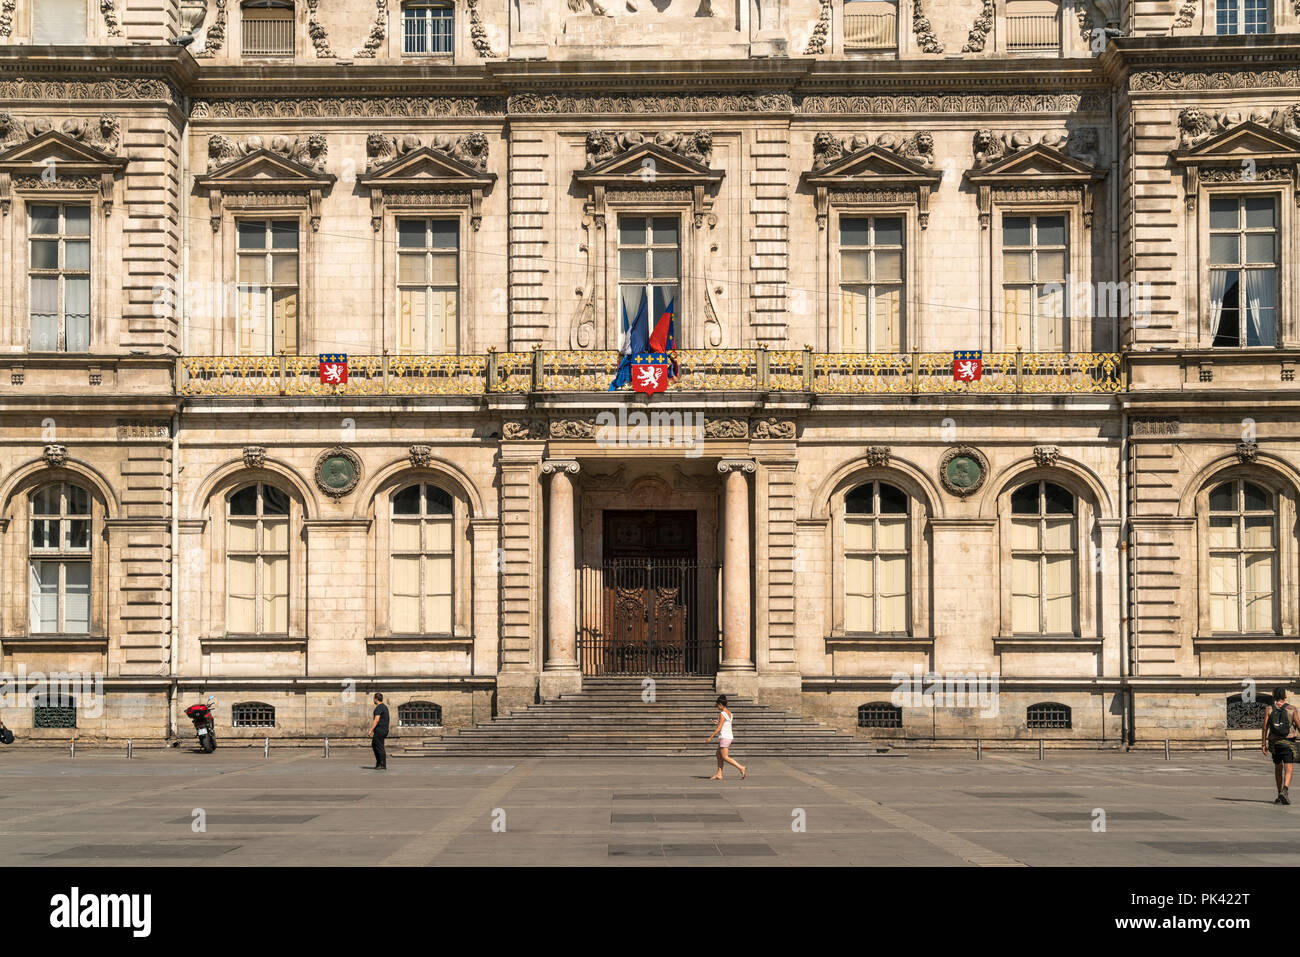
[
  {"left": 306, "top": 132, "right": 327, "bottom": 157},
  {"left": 1178, "top": 107, "right": 1210, "bottom": 135}
]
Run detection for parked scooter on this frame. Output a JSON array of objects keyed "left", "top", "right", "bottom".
[{"left": 185, "top": 696, "right": 217, "bottom": 753}]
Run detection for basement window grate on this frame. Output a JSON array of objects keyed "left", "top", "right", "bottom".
[
  {"left": 232, "top": 702, "right": 276, "bottom": 728},
  {"left": 857, "top": 702, "right": 903, "bottom": 729},
  {"left": 399, "top": 702, "right": 443, "bottom": 728},
  {"left": 1026, "top": 702, "right": 1072, "bottom": 730}
]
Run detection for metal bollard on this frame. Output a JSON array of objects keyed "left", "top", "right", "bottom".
[
  {"left": 1228, "top": 738, "right": 1233, "bottom": 761},
  {"left": 976, "top": 738, "right": 982, "bottom": 760},
  {"left": 1165, "top": 739, "right": 1170, "bottom": 760},
  {"left": 324, "top": 737, "right": 330, "bottom": 759},
  {"left": 70, "top": 737, "right": 75, "bottom": 758},
  {"left": 264, "top": 737, "right": 270, "bottom": 758},
  {"left": 127, "top": 739, "right": 132, "bottom": 759},
  {"left": 1038, "top": 739, "right": 1044, "bottom": 760}
]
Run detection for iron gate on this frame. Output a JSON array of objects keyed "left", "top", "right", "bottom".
[{"left": 578, "top": 559, "right": 719, "bottom": 675}]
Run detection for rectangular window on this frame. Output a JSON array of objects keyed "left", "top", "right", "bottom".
[
  {"left": 1217, "top": 0, "right": 1270, "bottom": 33},
  {"left": 617, "top": 215, "right": 680, "bottom": 342},
  {"left": 397, "top": 219, "right": 459, "bottom": 354},
  {"left": 1209, "top": 195, "right": 1278, "bottom": 348},
  {"left": 243, "top": 4, "right": 295, "bottom": 56},
  {"left": 32, "top": 0, "right": 88, "bottom": 43},
  {"left": 1006, "top": 0, "right": 1060, "bottom": 52},
  {"left": 842, "top": 1, "right": 897, "bottom": 51},
  {"left": 839, "top": 216, "right": 903, "bottom": 352},
  {"left": 403, "top": 3, "right": 454, "bottom": 54},
  {"left": 1002, "top": 214, "right": 1067, "bottom": 352},
  {"left": 237, "top": 220, "right": 299, "bottom": 356},
  {"left": 29, "top": 204, "right": 90, "bottom": 352}
]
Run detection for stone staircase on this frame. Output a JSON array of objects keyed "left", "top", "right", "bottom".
[{"left": 410, "top": 676, "right": 896, "bottom": 757}]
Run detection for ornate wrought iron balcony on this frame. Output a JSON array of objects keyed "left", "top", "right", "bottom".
[{"left": 177, "top": 350, "right": 1125, "bottom": 397}]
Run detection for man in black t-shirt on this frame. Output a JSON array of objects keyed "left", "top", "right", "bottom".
[{"left": 368, "top": 693, "right": 390, "bottom": 770}]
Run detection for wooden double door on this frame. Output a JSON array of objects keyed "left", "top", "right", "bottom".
[{"left": 578, "top": 511, "right": 715, "bottom": 675}]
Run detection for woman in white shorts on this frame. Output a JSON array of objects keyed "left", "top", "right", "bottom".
[{"left": 707, "top": 694, "right": 747, "bottom": 781}]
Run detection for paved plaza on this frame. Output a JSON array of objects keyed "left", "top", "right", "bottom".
[{"left": 0, "top": 748, "right": 1294, "bottom": 867}]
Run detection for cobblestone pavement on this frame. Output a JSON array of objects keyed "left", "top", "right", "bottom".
[{"left": 1, "top": 748, "right": 1295, "bottom": 866}]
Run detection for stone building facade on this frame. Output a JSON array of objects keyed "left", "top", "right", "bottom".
[{"left": 0, "top": 0, "right": 1295, "bottom": 746}]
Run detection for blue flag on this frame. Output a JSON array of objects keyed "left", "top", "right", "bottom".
[{"left": 609, "top": 290, "right": 649, "bottom": 391}]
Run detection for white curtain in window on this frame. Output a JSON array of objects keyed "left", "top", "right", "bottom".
[
  {"left": 1208, "top": 269, "right": 1228, "bottom": 338},
  {"left": 1244, "top": 268, "right": 1276, "bottom": 346}
]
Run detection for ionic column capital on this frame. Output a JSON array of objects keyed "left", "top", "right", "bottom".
[
  {"left": 541, "top": 459, "right": 581, "bottom": 476},
  {"left": 717, "top": 458, "right": 756, "bottom": 475}
]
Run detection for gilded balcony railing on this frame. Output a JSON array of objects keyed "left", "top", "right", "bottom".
[{"left": 178, "top": 351, "right": 1125, "bottom": 397}]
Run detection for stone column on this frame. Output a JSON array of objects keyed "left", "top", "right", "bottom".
[
  {"left": 539, "top": 459, "right": 583, "bottom": 699},
  {"left": 716, "top": 459, "right": 757, "bottom": 696}
]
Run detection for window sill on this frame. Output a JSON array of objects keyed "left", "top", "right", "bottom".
[
  {"left": 993, "top": 634, "right": 1100, "bottom": 647},
  {"left": 4, "top": 633, "right": 106, "bottom": 643},
  {"left": 367, "top": 633, "right": 473, "bottom": 647},
  {"left": 826, "top": 633, "right": 929, "bottom": 646},
  {"left": 200, "top": 634, "right": 306, "bottom": 648},
  {"left": 1193, "top": 633, "right": 1300, "bottom": 648}
]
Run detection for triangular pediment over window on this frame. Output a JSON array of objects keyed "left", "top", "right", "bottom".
[
  {"left": 966, "top": 144, "right": 1106, "bottom": 184},
  {"left": 195, "top": 149, "right": 336, "bottom": 231},
  {"left": 1171, "top": 123, "right": 1300, "bottom": 211},
  {"left": 359, "top": 146, "right": 497, "bottom": 190},
  {"left": 358, "top": 146, "right": 497, "bottom": 232},
  {"left": 0, "top": 130, "right": 127, "bottom": 216},
  {"left": 574, "top": 143, "right": 724, "bottom": 230},
  {"left": 965, "top": 145, "right": 1106, "bottom": 230},
  {"left": 803, "top": 146, "right": 942, "bottom": 187},
  {"left": 576, "top": 142, "right": 724, "bottom": 187},
  {"left": 195, "top": 149, "right": 336, "bottom": 191},
  {"left": 1173, "top": 122, "right": 1300, "bottom": 165},
  {"left": 802, "top": 146, "right": 944, "bottom": 229}
]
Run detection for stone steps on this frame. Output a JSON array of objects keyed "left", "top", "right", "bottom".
[{"left": 412, "top": 677, "right": 894, "bottom": 757}]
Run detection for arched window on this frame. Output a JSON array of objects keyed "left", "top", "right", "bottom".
[
  {"left": 1208, "top": 480, "right": 1276, "bottom": 633},
  {"left": 391, "top": 484, "right": 454, "bottom": 634},
  {"left": 844, "top": 482, "right": 908, "bottom": 634},
  {"left": 242, "top": 0, "right": 294, "bottom": 56},
  {"left": 843, "top": 1, "right": 897, "bottom": 52},
  {"left": 857, "top": 701, "right": 902, "bottom": 728},
  {"left": 1010, "top": 481, "right": 1075, "bottom": 635},
  {"left": 227, "top": 483, "right": 290, "bottom": 635},
  {"left": 398, "top": 701, "right": 443, "bottom": 727},
  {"left": 1227, "top": 692, "right": 1272, "bottom": 730},
  {"left": 232, "top": 702, "right": 276, "bottom": 728},
  {"left": 403, "top": 1, "right": 454, "bottom": 55},
  {"left": 1026, "top": 702, "right": 1071, "bottom": 729},
  {"left": 29, "top": 483, "right": 92, "bottom": 634}
]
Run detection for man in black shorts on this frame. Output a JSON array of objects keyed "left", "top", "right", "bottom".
[
  {"left": 368, "top": 692, "right": 390, "bottom": 771},
  {"left": 1261, "top": 686, "right": 1299, "bottom": 804}
]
